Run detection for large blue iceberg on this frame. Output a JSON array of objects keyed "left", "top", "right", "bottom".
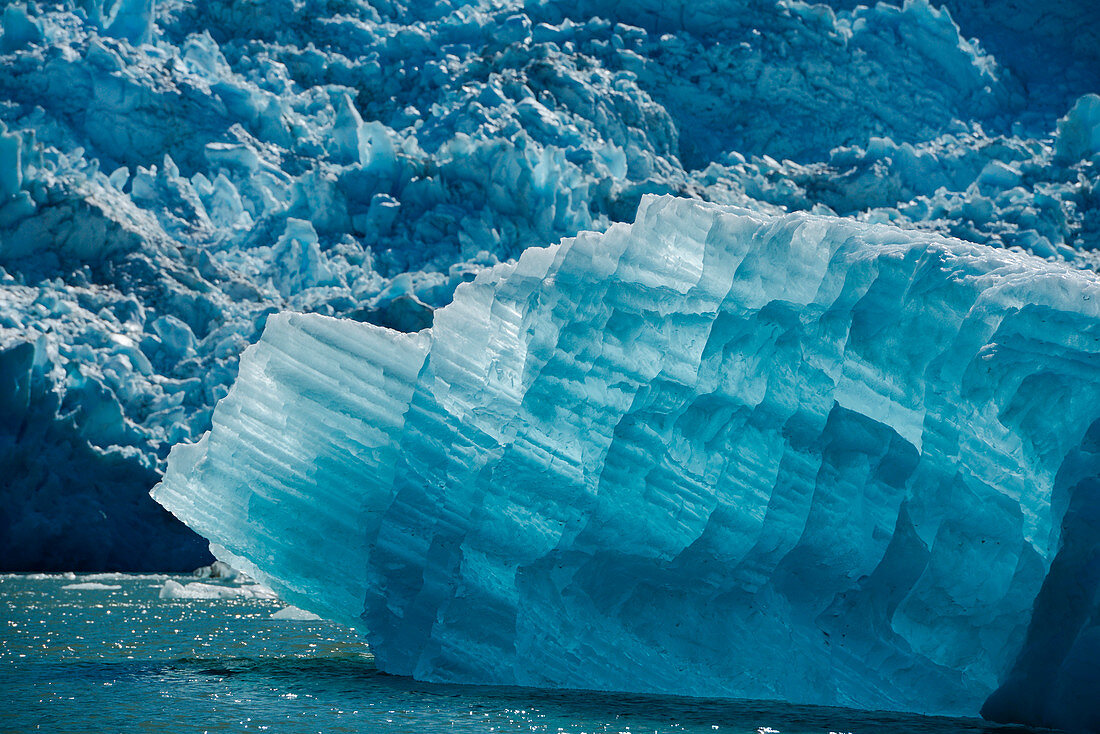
[
  {"left": 155, "top": 195, "right": 1100, "bottom": 731},
  {"left": 2, "top": 0, "right": 1099, "bottom": 723}
]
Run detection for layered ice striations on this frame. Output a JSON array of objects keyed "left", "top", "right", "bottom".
[{"left": 155, "top": 195, "right": 1100, "bottom": 723}]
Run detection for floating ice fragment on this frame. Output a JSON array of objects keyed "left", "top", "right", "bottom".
[
  {"left": 271, "top": 606, "right": 322, "bottom": 621},
  {"left": 159, "top": 579, "right": 277, "bottom": 600}
]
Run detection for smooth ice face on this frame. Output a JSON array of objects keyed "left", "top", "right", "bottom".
[{"left": 154, "top": 195, "right": 1100, "bottom": 720}]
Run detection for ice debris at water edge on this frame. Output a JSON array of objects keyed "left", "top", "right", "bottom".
[
  {"left": 1, "top": 0, "right": 1098, "bottom": 570},
  {"left": 156, "top": 195, "right": 1100, "bottom": 732}
]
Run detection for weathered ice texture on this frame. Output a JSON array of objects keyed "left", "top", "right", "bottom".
[{"left": 155, "top": 195, "right": 1100, "bottom": 728}]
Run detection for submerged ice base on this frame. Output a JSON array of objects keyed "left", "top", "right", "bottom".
[{"left": 155, "top": 196, "right": 1100, "bottom": 728}]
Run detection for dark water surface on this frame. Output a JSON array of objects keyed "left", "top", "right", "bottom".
[{"left": 0, "top": 574, "right": 1054, "bottom": 734}]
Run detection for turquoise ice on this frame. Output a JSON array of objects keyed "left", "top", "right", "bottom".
[
  {"left": 2, "top": 0, "right": 1099, "bottom": 727},
  {"left": 155, "top": 196, "right": 1100, "bottom": 729}
]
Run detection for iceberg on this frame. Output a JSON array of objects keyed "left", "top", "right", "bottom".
[{"left": 154, "top": 195, "right": 1100, "bottom": 727}]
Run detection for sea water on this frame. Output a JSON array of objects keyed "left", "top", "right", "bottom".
[{"left": 0, "top": 574, "right": 1053, "bottom": 734}]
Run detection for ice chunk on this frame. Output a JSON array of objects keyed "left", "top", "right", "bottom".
[
  {"left": 270, "top": 605, "right": 322, "bottom": 621},
  {"left": 158, "top": 578, "right": 277, "bottom": 600},
  {"left": 976, "top": 160, "right": 1022, "bottom": 190},
  {"left": 151, "top": 315, "right": 197, "bottom": 358},
  {"left": 62, "top": 582, "right": 122, "bottom": 590},
  {"left": 330, "top": 93, "right": 367, "bottom": 165},
  {"left": 1, "top": 5, "right": 44, "bottom": 53},
  {"left": 154, "top": 196, "right": 1100, "bottom": 721},
  {"left": 499, "top": 14, "right": 533, "bottom": 45},
  {"left": 1055, "top": 93, "right": 1100, "bottom": 163},
  {"left": 92, "top": 0, "right": 155, "bottom": 45},
  {"left": 0, "top": 124, "right": 22, "bottom": 199},
  {"left": 271, "top": 218, "right": 333, "bottom": 296}
]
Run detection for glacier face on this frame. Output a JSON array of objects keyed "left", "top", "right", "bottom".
[
  {"left": 2, "top": 0, "right": 1099, "bottom": 570},
  {"left": 155, "top": 195, "right": 1100, "bottom": 723}
]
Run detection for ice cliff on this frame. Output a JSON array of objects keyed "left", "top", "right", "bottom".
[{"left": 156, "top": 195, "right": 1100, "bottom": 731}]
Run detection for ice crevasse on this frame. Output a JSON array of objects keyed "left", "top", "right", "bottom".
[{"left": 154, "top": 195, "right": 1100, "bottom": 730}]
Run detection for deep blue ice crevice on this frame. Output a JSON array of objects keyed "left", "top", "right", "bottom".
[{"left": 155, "top": 195, "right": 1100, "bottom": 724}]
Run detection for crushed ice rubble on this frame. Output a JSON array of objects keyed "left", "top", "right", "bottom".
[
  {"left": 157, "top": 563, "right": 321, "bottom": 619},
  {"left": 158, "top": 562, "right": 317, "bottom": 619}
]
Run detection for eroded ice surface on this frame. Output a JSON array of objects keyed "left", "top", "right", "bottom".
[{"left": 155, "top": 195, "right": 1100, "bottom": 727}]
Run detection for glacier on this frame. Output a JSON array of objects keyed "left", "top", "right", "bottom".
[{"left": 156, "top": 194, "right": 1100, "bottom": 730}]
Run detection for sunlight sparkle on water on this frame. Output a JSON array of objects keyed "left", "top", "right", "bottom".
[{"left": 1, "top": 574, "right": 1054, "bottom": 734}]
